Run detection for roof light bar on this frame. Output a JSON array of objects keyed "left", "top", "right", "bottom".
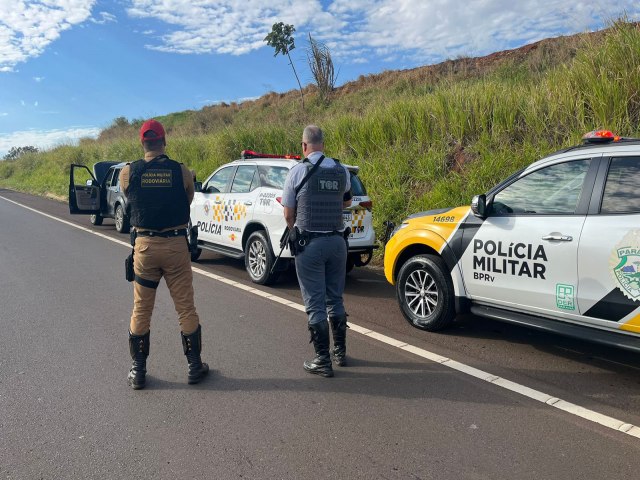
[
  {"left": 582, "top": 130, "right": 622, "bottom": 143},
  {"left": 241, "top": 149, "right": 301, "bottom": 160}
]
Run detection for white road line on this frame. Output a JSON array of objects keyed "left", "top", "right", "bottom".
[{"left": 2, "top": 193, "right": 639, "bottom": 440}]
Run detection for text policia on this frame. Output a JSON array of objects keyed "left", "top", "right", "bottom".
[{"left": 472, "top": 239, "right": 547, "bottom": 282}]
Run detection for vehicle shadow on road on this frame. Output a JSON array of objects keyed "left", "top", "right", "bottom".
[
  {"left": 446, "top": 314, "right": 640, "bottom": 370},
  {"left": 196, "top": 255, "right": 395, "bottom": 300}
]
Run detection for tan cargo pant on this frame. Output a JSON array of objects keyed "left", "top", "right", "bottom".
[{"left": 129, "top": 235, "right": 200, "bottom": 335}]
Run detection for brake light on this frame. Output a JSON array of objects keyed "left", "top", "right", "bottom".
[
  {"left": 582, "top": 130, "right": 621, "bottom": 143},
  {"left": 359, "top": 200, "right": 373, "bottom": 211},
  {"left": 241, "top": 149, "right": 301, "bottom": 160},
  {"left": 276, "top": 196, "right": 283, "bottom": 205}
]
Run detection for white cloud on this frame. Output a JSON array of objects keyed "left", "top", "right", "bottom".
[
  {"left": 0, "top": 1, "right": 95, "bottom": 71},
  {"left": 127, "top": 0, "right": 640, "bottom": 65},
  {"left": 33, "top": 76, "right": 44, "bottom": 82},
  {"left": 90, "top": 11, "right": 117, "bottom": 24},
  {"left": 199, "top": 95, "right": 260, "bottom": 105},
  {"left": 0, "top": 126, "right": 100, "bottom": 158},
  {"left": 0, "top": 112, "right": 8, "bottom": 116},
  {"left": 128, "top": 0, "right": 337, "bottom": 55}
]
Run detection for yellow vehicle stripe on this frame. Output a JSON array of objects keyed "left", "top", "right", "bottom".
[{"left": 621, "top": 312, "right": 640, "bottom": 333}]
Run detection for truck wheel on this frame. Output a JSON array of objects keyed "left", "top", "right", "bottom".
[
  {"left": 90, "top": 213, "right": 103, "bottom": 226},
  {"left": 396, "top": 254, "right": 455, "bottom": 331},
  {"left": 115, "top": 204, "right": 130, "bottom": 233},
  {"left": 245, "top": 231, "right": 279, "bottom": 285}
]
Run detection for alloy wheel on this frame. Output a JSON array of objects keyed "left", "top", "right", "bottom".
[
  {"left": 248, "top": 239, "right": 266, "bottom": 279},
  {"left": 404, "top": 269, "right": 439, "bottom": 318}
]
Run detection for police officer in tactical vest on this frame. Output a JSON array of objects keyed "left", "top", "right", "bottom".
[
  {"left": 282, "top": 125, "right": 352, "bottom": 377},
  {"left": 119, "top": 119, "right": 209, "bottom": 389}
]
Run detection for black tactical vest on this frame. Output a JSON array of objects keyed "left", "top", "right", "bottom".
[
  {"left": 296, "top": 158, "right": 346, "bottom": 232},
  {"left": 126, "top": 155, "right": 189, "bottom": 230}
]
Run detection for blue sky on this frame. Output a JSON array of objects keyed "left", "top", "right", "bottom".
[{"left": 1, "top": 0, "right": 639, "bottom": 157}]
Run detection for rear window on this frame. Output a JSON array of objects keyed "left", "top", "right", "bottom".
[
  {"left": 350, "top": 172, "right": 367, "bottom": 196},
  {"left": 258, "top": 165, "right": 289, "bottom": 189}
]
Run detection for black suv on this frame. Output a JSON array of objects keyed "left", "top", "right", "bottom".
[{"left": 88, "top": 161, "right": 130, "bottom": 233}]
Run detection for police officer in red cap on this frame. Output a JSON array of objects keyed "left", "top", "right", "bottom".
[{"left": 119, "top": 119, "right": 209, "bottom": 390}]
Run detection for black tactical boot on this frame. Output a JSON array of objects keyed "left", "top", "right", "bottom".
[
  {"left": 128, "top": 331, "right": 150, "bottom": 390},
  {"left": 181, "top": 325, "right": 210, "bottom": 384},
  {"left": 303, "top": 321, "right": 334, "bottom": 377},
  {"left": 330, "top": 314, "right": 348, "bottom": 367}
]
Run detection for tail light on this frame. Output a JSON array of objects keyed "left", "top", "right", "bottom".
[
  {"left": 276, "top": 197, "right": 283, "bottom": 205},
  {"left": 359, "top": 200, "right": 372, "bottom": 211}
]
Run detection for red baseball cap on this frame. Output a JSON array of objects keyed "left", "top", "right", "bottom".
[{"left": 139, "top": 119, "right": 165, "bottom": 141}]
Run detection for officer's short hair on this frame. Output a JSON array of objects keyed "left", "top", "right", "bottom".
[
  {"left": 142, "top": 130, "right": 165, "bottom": 151},
  {"left": 303, "top": 125, "right": 323, "bottom": 145}
]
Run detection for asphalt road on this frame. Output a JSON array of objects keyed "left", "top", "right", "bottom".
[{"left": 1, "top": 189, "right": 639, "bottom": 479}]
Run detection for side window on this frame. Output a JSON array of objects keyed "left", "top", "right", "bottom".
[
  {"left": 601, "top": 157, "right": 640, "bottom": 214},
  {"left": 206, "top": 166, "right": 235, "bottom": 193},
  {"left": 230, "top": 165, "right": 258, "bottom": 193},
  {"left": 258, "top": 166, "right": 290, "bottom": 189},
  {"left": 491, "top": 160, "right": 591, "bottom": 215},
  {"left": 113, "top": 168, "right": 121, "bottom": 187},
  {"left": 350, "top": 172, "right": 367, "bottom": 196},
  {"left": 104, "top": 168, "right": 116, "bottom": 188}
]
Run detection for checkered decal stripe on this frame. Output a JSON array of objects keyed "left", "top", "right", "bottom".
[
  {"left": 351, "top": 210, "right": 366, "bottom": 229},
  {"left": 225, "top": 199, "right": 247, "bottom": 222}
]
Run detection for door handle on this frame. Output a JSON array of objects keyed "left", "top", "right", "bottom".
[
  {"left": 244, "top": 201, "right": 253, "bottom": 206},
  {"left": 542, "top": 234, "right": 573, "bottom": 242},
  {"left": 214, "top": 200, "right": 222, "bottom": 204}
]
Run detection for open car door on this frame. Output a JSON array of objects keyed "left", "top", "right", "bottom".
[{"left": 69, "top": 164, "right": 101, "bottom": 214}]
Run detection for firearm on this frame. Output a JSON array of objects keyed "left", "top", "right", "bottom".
[
  {"left": 125, "top": 229, "right": 137, "bottom": 282},
  {"left": 343, "top": 226, "right": 351, "bottom": 249},
  {"left": 269, "top": 227, "right": 292, "bottom": 276}
]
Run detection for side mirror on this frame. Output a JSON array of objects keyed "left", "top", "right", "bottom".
[
  {"left": 471, "top": 194, "right": 487, "bottom": 218},
  {"left": 206, "top": 185, "right": 220, "bottom": 194},
  {"left": 194, "top": 181, "right": 203, "bottom": 193}
]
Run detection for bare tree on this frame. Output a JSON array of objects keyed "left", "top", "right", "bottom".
[
  {"left": 307, "top": 34, "right": 337, "bottom": 104},
  {"left": 265, "top": 22, "right": 304, "bottom": 109}
]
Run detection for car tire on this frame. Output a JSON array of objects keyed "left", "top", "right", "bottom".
[
  {"left": 187, "top": 220, "right": 202, "bottom": 261},
  {"left": 245, "top": 230, "right": 279, "bottom": 285},
  {"left": 90, "top": 213, "right": 103, "bottom": 226},
  {"left": 115, "top": 204, "right": 130, "bottom": 233},
  {"left": 396, "top": 254, "right": 455, "bottom": 331},
  {"left": 345, "top": 255, "right": 355, "bottom": 274}
]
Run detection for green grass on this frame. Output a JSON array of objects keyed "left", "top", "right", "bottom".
[{"left": 2, "top": 20, "right": 640, "bottom": 255}]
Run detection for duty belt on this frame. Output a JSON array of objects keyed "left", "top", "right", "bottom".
[
  {"left": 136, "top": 228, "right": 187, "bottom": 238},
  {"left": 301, "top": 230, "right": 342, "bottom": 239}
]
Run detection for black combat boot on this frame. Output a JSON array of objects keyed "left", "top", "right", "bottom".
[
  {"left": 128, "top": 331, "right": 150, "bottom": 390},
  {"left": 303, "top": 321, "right": 334, "bottom": 377},
  {"left": 329, "top": 314, "right": 348, "bottom": 367},
  {"left": 181, "top": 325, "right": 210, "bottom": 384}
]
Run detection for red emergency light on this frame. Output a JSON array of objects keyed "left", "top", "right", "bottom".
[
  {"left": 241, "top": 150, "right": 301, "bottom": 160},
  {"left": 582, "top": 130, "right": 622, "bottom": 143}
]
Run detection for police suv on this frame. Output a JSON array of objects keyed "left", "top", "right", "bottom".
[
  {"left": 383, "top": 131, "right": 640, "bottom": 351},
  {"left": 190, "top": 150, "right": 377, "bottom": 285}
]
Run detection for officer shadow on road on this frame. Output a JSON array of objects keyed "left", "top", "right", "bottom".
[{"left": 137, "top": 360, "right": 518, "bottom": 406}]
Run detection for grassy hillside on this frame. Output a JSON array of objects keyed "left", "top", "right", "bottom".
[{"left": 2, "top": 20, "right": 639, "bottom": 246}]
